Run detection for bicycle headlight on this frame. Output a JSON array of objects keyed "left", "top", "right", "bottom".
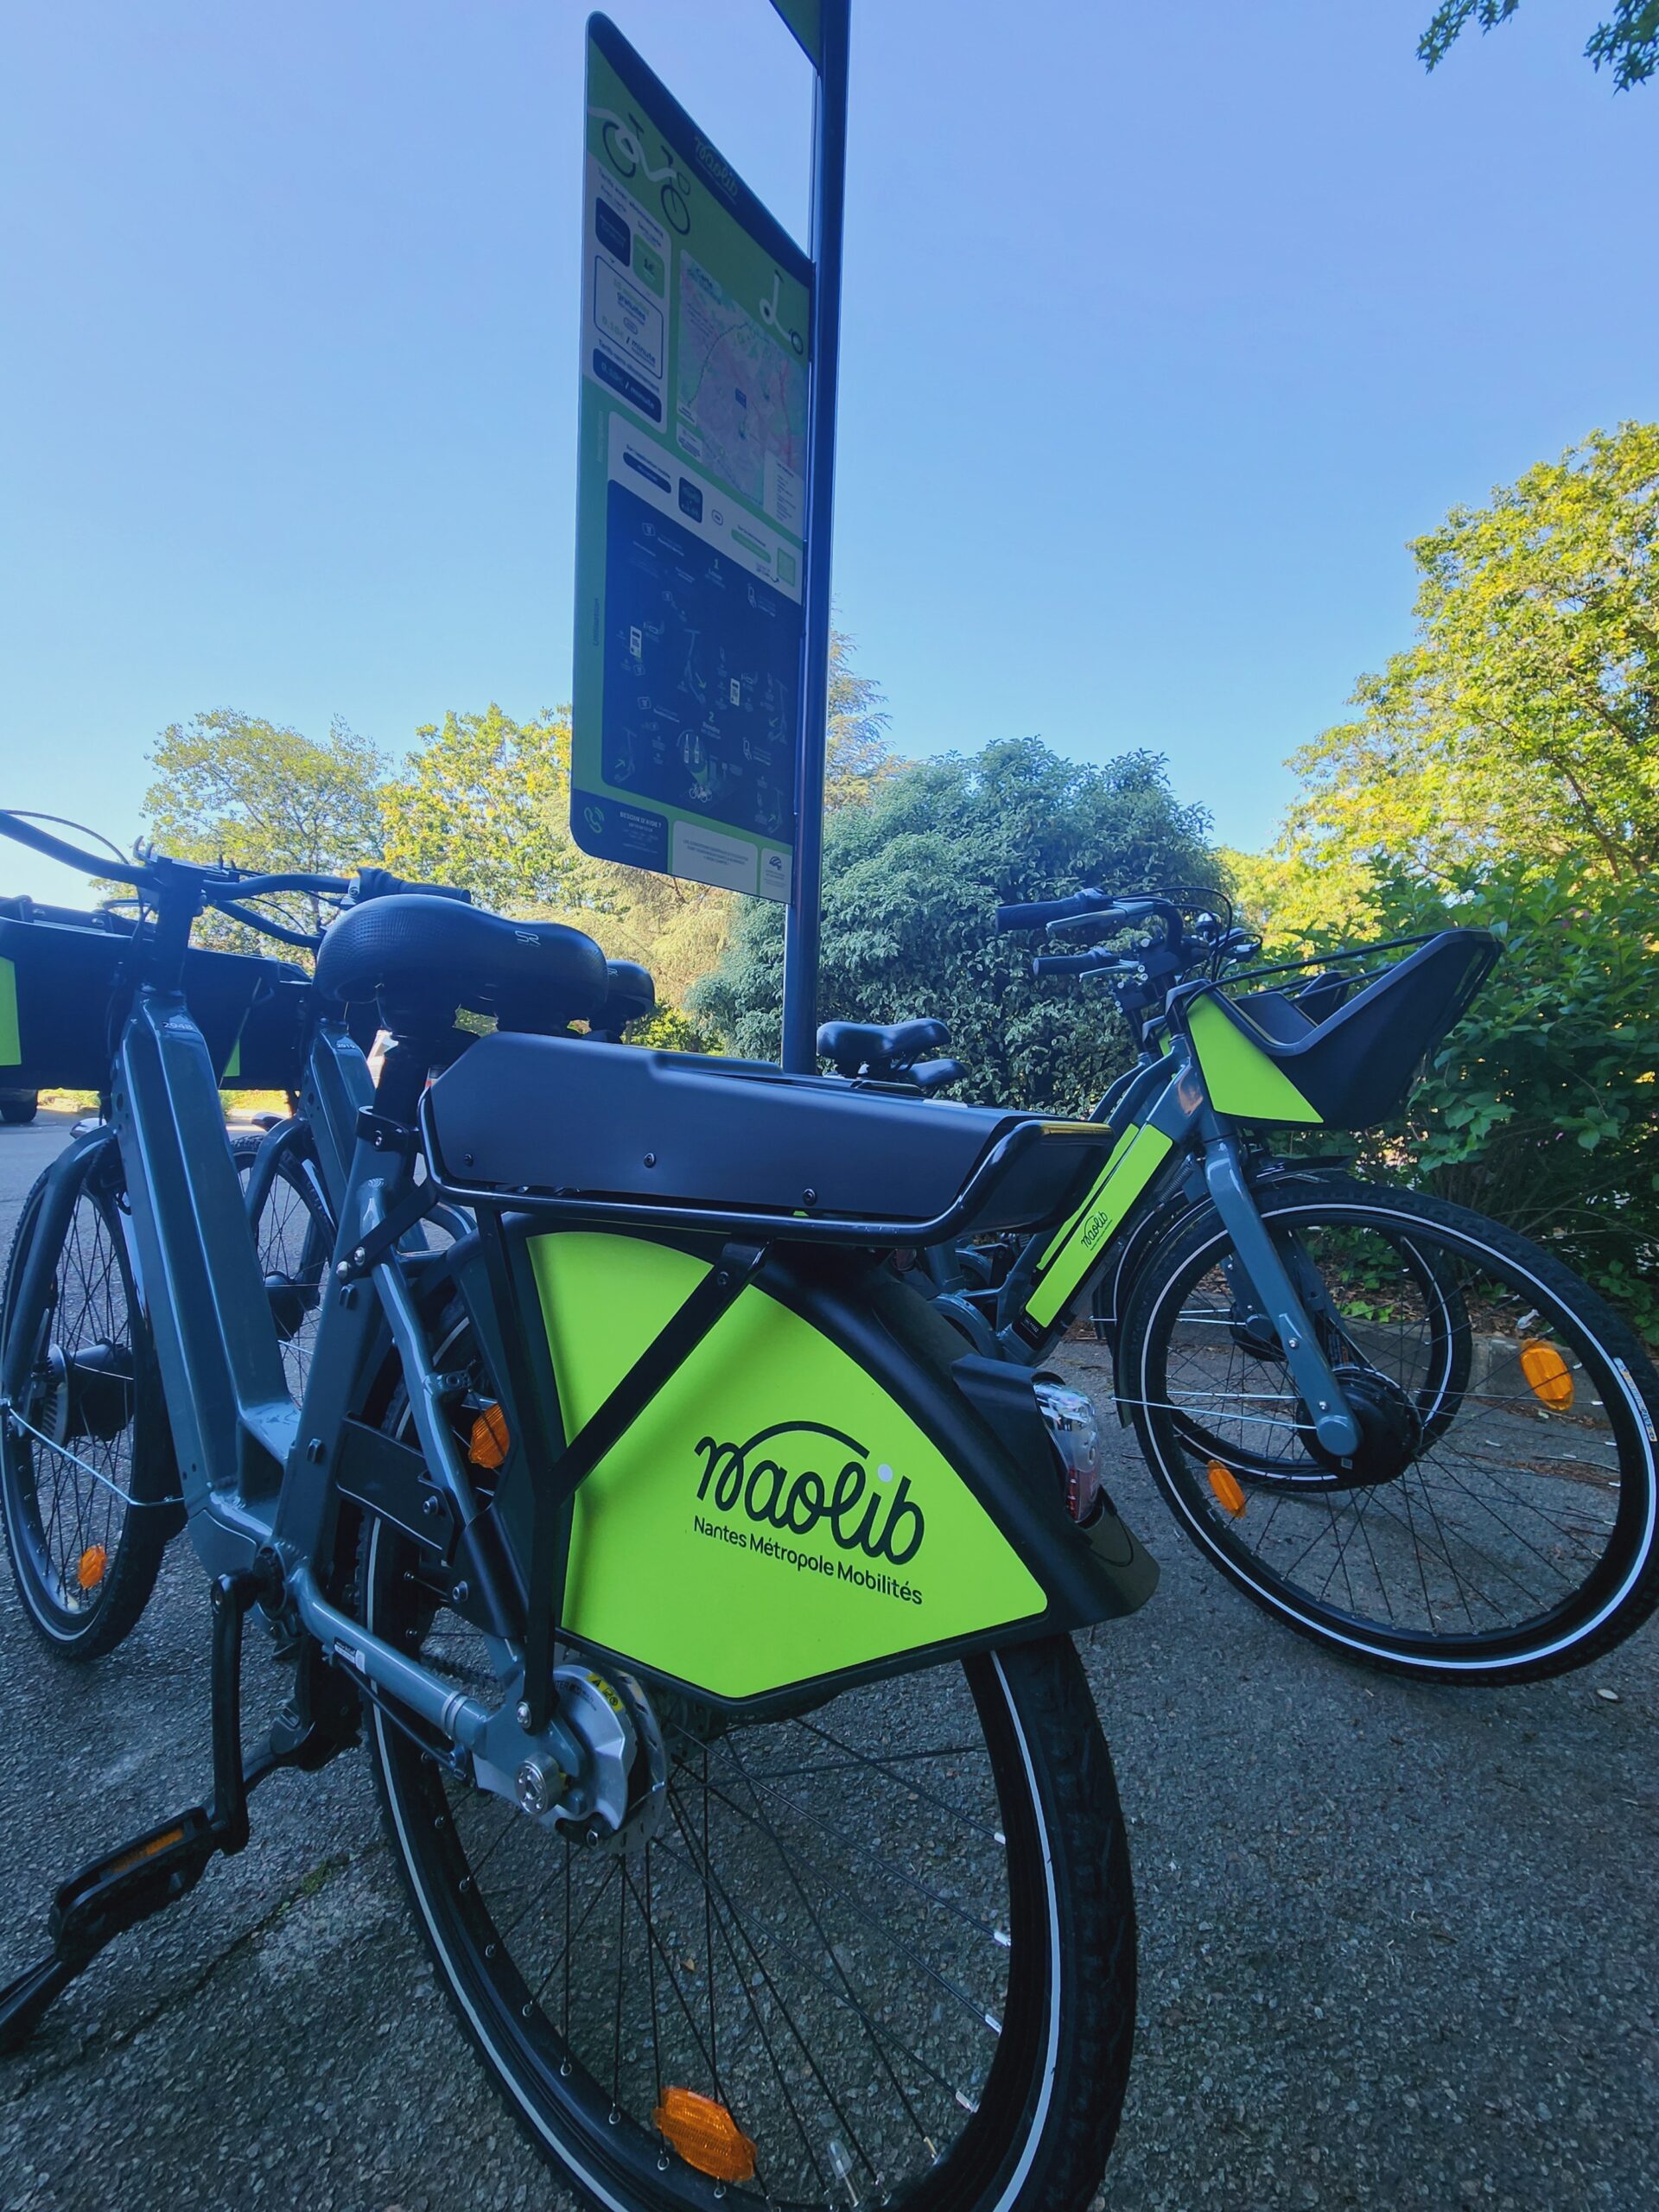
[{"left": 1034, "top": 1379, "right": 1103, "bottom": 1525}]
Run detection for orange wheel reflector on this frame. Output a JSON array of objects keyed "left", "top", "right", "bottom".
[
  {"left": 1206, "top": 1463, "right": 1248, "bottom": 1517},
  {"left": 653, "top": 2088, "right": 757, "bottom": 2183},
  {"left": 467, "top": 1402, "right": 511, "bottom": 1469},
  {"left": 76, "top": 1544, "right": 108, "bottom": 1591},
  {"left": 1520, "top": 1341, "right": 1574, "bottom": 1412}
]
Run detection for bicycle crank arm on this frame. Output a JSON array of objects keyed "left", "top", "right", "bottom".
[
  {"left": 1201, "top": 1139, "right": 1360, "bottom": 1458},
  {"left": 0, "top": 1573, "right": 357, "bottom": 2054}
]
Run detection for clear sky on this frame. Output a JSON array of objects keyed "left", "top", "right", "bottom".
[{"left": 2, "top": 0, "right": 1655, "bottom": 903}]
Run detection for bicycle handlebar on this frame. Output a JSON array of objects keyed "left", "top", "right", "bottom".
[
  {"left": 207, "top": 870, "right": 351, "bottom": 899},
  {"left": 994, "top": 889, "right": 1110, "bottom": 932},
  {"left": 0, "top": 810, "right": 146, "bottom": 887},
  {"left": 1033, "top": 950, "right": 1114, "bottom": 977},
  {"left": 1043, "top": 899, "right": 1168, "bottom": 941}
]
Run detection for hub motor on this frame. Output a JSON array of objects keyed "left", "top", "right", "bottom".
[
  {"left": 1298, "top": 1364, "right": 1425, "bottom": 1488},
  {"left": 505, "top": 1664, "right": 667, "bottom": 1853}
]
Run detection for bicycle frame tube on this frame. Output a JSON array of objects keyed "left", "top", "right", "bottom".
[
  {"left": 296, "top": 1015, "right": 376, "bottom": 1205},
  {"left": 995, "top": 1056, "right": 1194, "bottom": 1355},
  {"left": 980, "top": 1045, "right": 1364, "bottom": 1457},
  {"left": 105, "top": 986, "right": 549, "bottom": 1755},
  {"left": 114, "top": 993, "right": 296, "bottom": 1560}
]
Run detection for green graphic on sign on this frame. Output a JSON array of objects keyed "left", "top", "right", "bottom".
[{"left": 571, "top": 13, "right": 812, "bottom": 901}]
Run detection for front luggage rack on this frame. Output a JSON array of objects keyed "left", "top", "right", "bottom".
[{"left": 1174, "top": 926, "right": 1500, "bottom": 1130}]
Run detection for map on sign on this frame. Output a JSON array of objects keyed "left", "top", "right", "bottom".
[
  {"left": 677, "top": 255, "right": 806, "bottom": 531},
  {"left": 571, "top": 16, "right": 812, "bottom": 903}
]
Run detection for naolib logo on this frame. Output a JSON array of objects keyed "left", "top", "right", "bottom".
[
  {"left": 693, "top": 1423, "right": 925, "bottom": 1567},
  {"left": 694, "top": 135, "right": 738, "bottom": 201}
]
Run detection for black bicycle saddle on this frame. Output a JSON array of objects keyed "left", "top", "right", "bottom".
[
  {"left": 816, "top": 1017, "right": 951, "bottom": 1080},
  {"left": 315, "top": 893, "right": 609, "bottom": 1038}
]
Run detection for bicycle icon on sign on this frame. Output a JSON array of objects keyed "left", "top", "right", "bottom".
[{"left": 594, "top": 106, "right": 691, "bottom": 234}]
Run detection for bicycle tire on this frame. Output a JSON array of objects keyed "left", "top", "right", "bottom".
[
  {"left": 0, "top": 1140, "right": 176, "bottom": 1658},
  {"left": 1120, "top": 1180, "right": 1659, "bottom": 1684}
]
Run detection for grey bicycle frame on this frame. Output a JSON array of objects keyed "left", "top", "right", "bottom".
[
  {"left": 956, "top": 1040, "right": 1363, "bottom": 1459},
  {"left": 105, "top": 984, "right": 577, "bottom": 1791}
]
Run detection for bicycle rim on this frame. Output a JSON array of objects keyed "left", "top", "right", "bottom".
[
  {"left": 1127, "top": 1187, "right": 1659, "bottom": 1678},
  {"left": 0, "top": 1165, "right": 162, "bottom": 1648}
]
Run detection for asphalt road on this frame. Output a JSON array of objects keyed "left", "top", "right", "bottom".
[{"left": 1, "top": 1110, "right": 1656, "bottom": 2212}]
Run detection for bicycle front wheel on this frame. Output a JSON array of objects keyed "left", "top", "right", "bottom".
[
  {"left": 0, "top": 1140, "right": 175, "bottom": 1657},
  {"left": 359, "top": 1324, "right": 1135, "bottom": 2211},
  {"left": 1121, "top": 1181, "right": 1659, "bottom": 1684}
]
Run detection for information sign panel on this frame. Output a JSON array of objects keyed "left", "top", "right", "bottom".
[{"left": 570, "top": 14, "right": 812, "bottom": 900}]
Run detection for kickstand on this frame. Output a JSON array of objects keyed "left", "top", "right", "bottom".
[{"left": 0, "top": 1569, "right": 355, "bottom": 2054}]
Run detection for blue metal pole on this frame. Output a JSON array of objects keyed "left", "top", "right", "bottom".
[{"left": 780, "top": 0, "right": 849, "bottom": 1071}]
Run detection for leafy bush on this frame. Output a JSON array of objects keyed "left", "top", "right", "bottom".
[
  {"left": 1340, "top": 866, "right": 1659, "bottom": 1327},
  {"left": 692, "top": 737, "right": 1219, "bottom": 1115}
]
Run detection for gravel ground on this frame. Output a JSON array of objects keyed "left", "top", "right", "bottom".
[{"left": 1, "top": 1114, "right": 1656, "bottom": 2211}]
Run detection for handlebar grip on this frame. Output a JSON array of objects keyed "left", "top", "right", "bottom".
[
  {"left": 349, "top": 866, "right": 473, "bottom": 906},
  {"left": 995, "top": 888, "right": 1106, "bottom": 932},
  {"left": 1033, "top": 951, "right": 1107, "bottom": 977}
]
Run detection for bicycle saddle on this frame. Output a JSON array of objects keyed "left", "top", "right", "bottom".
[
  {"left": 588, "top": 960, "right": 656, "bottom": 1041},
  {"left": 817, "top": 1017, "right": 950, "bottom": 1079},
  {"left": 315, "top": 893, "right": 609, "bottom": 1036}
]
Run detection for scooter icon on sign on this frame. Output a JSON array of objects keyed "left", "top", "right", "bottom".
[{"left": 759, "top": 270, "right": 804, "bottom": 356}]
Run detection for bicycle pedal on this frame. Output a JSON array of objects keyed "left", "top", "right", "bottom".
[
  {"left": 50, "top": 1806, "right": 219, "bottom": 1955},
  {"left": 0, "top": 1808, "right": 218, "bottom": 2055}
]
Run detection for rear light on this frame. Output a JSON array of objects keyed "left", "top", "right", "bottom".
[{"left": 1034, "top": 1380, "right": 1103, "bottom": 1524}]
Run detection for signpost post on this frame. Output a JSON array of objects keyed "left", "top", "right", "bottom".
[
  {"left": 779, "top": 0, "right": 848, "bottom": 1072},
  {"left": 569, "top": 3, "right": 849, "bottom": 1069}
]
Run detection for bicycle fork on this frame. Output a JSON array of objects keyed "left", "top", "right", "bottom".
[{"left": 1199, "top": 1135, "right": 1360, "bottom": 1459}]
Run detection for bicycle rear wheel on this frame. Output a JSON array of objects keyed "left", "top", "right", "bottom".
[
  {"left": 0, "top": 1139, "right": 175, "bottom": 1657},
  {"left": 359, "top": 1319, "right": 1136, "bottom": 2212},
  {"left": 1121, "top": 1181, "right": 1659, "bottom": 1684}
]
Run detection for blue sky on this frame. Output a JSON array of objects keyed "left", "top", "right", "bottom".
[{"left": 3, "top": 0, "right": 1655, "bottom": 903}]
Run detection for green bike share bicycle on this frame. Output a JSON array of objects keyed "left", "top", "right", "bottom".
[
  {"left": 0, "top": 813, "right": 1149, "bottom": 2212},
  {"left": 818, "top": 887, "right": 1659, "bottom": 1688}
]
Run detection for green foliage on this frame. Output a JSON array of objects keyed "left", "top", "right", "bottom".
[
  {"left": 823, "top": 626, "right": 900, "bottom": 812},
  {"left": 143, "top": 709, "right": 386, "bottom": 948},
  {"left": 1347, "top": 866, "right": 1659, "bottom": 1325},
  {"left": 1241, "top": 426, "right": 1659, "bottom": 1331},
  {"left": 692, "top": 737, "right": 1218, "bottom": 1112},
  {"left": 1278, "top": 423, "right": 1659, "bottom": 893},
  {"left": 1420, "top": 1, "right": 1659, "bottom": 88},
  {"left": 378, "top": 704, "right": 578, "bottom": 912},
  {"left": 628, "top": 1003, "right": 721, "bottom": 1053}
]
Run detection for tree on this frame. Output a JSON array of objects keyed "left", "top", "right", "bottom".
[
  {"left": 1274, "top": 423, "right": 1659, "bottom": 899},
  {"left": 1338, "top": 864, "right": 1659, "bottom": 1325},
  {"left": 1420, "top": 1, "right": 1659, "bottom": 89},
  {"left": 378, "top": 703, "right": 580, "bottom": 913},
  {"left": 143, "top": 709, "right": 386, "bottom": 944},
  {"left": 823, "top": 627, "right": 899, "bottom": 810},
  {"left": 692, "top": 736, "right": 1218, "bottom": 1112}
]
